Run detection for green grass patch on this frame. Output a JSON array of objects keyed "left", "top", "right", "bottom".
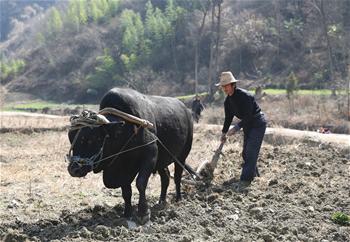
[{"left": 331, "top": 212, "right": 350, "bottom": 226}]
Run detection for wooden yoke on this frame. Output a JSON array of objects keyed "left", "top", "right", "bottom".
[{"left": 99, "top": 107, "right": 154, "bottom": 129}]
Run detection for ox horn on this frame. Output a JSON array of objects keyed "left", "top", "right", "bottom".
[{"left": 99, "top": 107, "right": 154, "bottom": 128}]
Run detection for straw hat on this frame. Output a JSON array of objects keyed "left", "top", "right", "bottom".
[{"left": 215, "top": 71, "right": 238, "bottom": 86}]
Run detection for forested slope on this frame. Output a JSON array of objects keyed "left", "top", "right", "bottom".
[{"left": 1, "top": 0, "right": 349, "bottom": 102}]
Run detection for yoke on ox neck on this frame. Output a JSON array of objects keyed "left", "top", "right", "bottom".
[
  {"left": 99, "top": 107, "right": 154, "bottom": 128},
  {"left": 69, "top": 108, "right": 153, "bottom": 130}
]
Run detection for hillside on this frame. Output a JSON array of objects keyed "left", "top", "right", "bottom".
[
  {"left": 0, "top": 0, "right": 56, "bottom": 42},
  {"left": 1, "top": 0, "right": 349, "bottom": 102}
]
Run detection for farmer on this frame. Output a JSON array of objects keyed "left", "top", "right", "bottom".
[
  {"left": 217, "top": 71, "right": 267, "bottom": 191},
  {"left": 191, "top": 95, "right": 205, "bottom": 123}
]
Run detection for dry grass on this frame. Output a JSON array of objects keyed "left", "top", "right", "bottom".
[
  {"left": 201, "top": 94, "right": 349, "bottom": 134},
  {"left": 0, "top": 112, "right": 69, "bottom": 130}
]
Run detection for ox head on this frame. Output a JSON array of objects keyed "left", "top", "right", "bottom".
[{"left": 67, "top": 119, "right": 127, "bottom": 178}]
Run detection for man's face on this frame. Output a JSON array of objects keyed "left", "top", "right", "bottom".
[{"left": 222, "top": 84, "right": 234, "bottom": 96}]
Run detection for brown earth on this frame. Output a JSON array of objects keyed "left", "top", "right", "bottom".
[{"left": 0, "top": 118, "right": 349, "bottom": 241}]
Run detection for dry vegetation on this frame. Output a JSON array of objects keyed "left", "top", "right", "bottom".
[
  {"left": 0, "top": 114, "right": 349, "bottom": 241},
  {"left": 0, "top": 113, "right": 69, "bottom": 135},
  {"left": 202, "top": 94, "right": 350, "bottom": 134}
]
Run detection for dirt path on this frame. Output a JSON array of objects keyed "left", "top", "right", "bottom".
[
  {"left": 1, "top": 122, "right": 349, "bottom": 241},
  {"left": 265, "top": 127, "right": 350, "bottom": 146},
  {"left": 1, "top": 111, "right": 349, "bottom": 147},
  {"left": 0, "top": 111, "right": 69, "bottom": 119},
  {"left": 197, "top": 124, "right": 349, "bottom": 153}
]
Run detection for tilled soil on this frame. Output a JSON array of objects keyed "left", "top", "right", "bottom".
[{"left": 0, "top": 124, "right": 349, "bottom": 242}]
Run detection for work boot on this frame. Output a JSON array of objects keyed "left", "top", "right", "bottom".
[
  {"left": 232, "top": 180, "right": 251, "bottom": 192},
  {"left": 223, "top": 177, "right": 239, "bottom": 186}
]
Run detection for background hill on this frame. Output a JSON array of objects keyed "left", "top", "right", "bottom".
[{"left": 1, "top": 0, "right": 349, "bottom": 102}]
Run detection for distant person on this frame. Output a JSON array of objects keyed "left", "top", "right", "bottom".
[
  {"left": 317, "top": 127, "right": 331, "bottom": 134},
  {"left": 217, "top": 71, "right": 267, "bottom": 192},
  {"left": 191, "top": 94, "right": 204, "bottom": 123}
]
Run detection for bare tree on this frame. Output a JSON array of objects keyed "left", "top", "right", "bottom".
[
  {"left": 310, "top": 0, "right": 336, "bottom": 95},
  {"left": 208, "top": 1, "right": 215, "bottom": 98},
  {"left": 214, "top": 0, "right": 222, "bottom": 76},
  {"left": 207, "top": 0, "right": 223, "bottom": 100},
  {"left": 194, "top": 0, "right": 210, "bottom": 94},
  {"left": 342, "top": 0, "right": 350, "bottom": 121}
]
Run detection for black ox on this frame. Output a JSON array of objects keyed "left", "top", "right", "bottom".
[{"left": 67, "top": 88, "right": 194, "bottom": 223}]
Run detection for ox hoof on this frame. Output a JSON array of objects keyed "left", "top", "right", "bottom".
[
  {"left": 154, "top": 200, "right": 167, "bottom": 210},
  {"left": 136, "top": 209, "right": 151, "bottom": 225}
]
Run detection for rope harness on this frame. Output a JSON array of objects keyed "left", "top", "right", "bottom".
[{"left": 66, "top": 108, "right": 198, "bottom": 180}]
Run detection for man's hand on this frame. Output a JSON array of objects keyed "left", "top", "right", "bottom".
[{"left": 220, "top": 133, "right": 227, "bottom": 143}]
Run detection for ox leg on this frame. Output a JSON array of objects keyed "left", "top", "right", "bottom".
[
  {"left": 174, "top": 162, "right": 184, "bottom": 201},
  {"left": 158, "top": 167, "right": 170, "bottom": 204},
  {"left": 121, "top": 184, "right": 132, "bottom": 218},
  {"left": 135, "top": 171, "right": 151, "bottom": 224},
  {"left": 135, "top": 146, "right": 157, "bottom": 224}
]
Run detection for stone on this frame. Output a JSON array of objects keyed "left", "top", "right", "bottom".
[
  {"left": 205, "top": 227, "right": 214, "bottom": 236},
  {"left": 79, "top": 226, "right": 91, "bottom": 238},
  {"left": 323, "top": 205, "right": 333, "bottom": 211},
  {"left": 8, "top": 199, "right": 21, "bottom": 209},
  {"left": 249, "top": 207, "right": 264, "bottom": 215},
  {"left": 308, "top": 206, "right": 315, "bottom": 212},
  {"left": 260, "top": 233, "right": 274, "bottom": 242},
  {"left": 268, "top": 179, "right": 278, "bottom": 186},
  {"left": 207, "top": 193, "right": 219, "bottom": 203},
  {"left": 227, "top": 214, "right": 239, "bottom": 221},
  {"left": 254, "top": 226, "right": 263, "bottom": 232},
  {"left": 94, "top": 225, "right": 110, "bottom": 238}
]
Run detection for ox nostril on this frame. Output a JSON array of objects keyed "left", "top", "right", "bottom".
[{"left": 68, "top": 163, "right": 79, "bottom": 176}]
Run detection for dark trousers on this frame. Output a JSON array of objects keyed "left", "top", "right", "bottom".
[{"left": 240, "top": 120, "right": 266, "bottom": 182}]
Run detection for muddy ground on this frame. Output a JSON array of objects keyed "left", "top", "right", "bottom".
[{"left": 0, "top": 122, "right": 349, "bottom": 242}]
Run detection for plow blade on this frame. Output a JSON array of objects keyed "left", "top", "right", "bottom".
[{"left": 182, "top": 141, "right": 225, "bottom": 186}]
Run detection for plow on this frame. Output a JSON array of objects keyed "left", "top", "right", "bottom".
[{"left": 181, "top": 141, "right": 226, "bottom": 186}]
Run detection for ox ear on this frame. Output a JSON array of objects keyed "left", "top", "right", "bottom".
[{"left": 103, "top": 121, "right": 126, "bottom": 138}]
